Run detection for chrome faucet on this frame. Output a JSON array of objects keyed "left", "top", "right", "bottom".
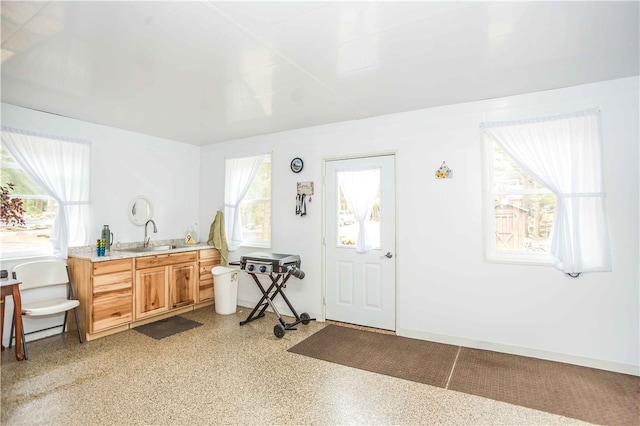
[{"left": 144, "top": 219, "right": 157, "bottom": 247}]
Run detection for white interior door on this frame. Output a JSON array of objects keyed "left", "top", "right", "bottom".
[{"left": 324, "top": 155, "right": 396, "bottom": 330}]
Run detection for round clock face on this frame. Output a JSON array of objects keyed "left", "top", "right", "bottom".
[{"left": 290, "top": 157, "right": 303, "bottom": 173}]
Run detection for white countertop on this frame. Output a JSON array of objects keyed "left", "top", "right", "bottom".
[{"left": 69, "top": 240, "right": 213, "bottom": 262}]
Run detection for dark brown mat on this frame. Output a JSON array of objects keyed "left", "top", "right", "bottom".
[
  {"left": 288, "top": 325, "right": 459, "bottom": 388},
  {"left": 134, "top": 316, "right": 202, "bottom": 340},
  {"left": 449, "top": 347, "right": 640, "bottom": 426},
  {"left": 289, "top": 325, "right": 640, "bottom": 425}
]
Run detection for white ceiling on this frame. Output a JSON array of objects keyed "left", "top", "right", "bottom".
[{"left": 1, "top": 1, "right": 638, "bottom": 146}]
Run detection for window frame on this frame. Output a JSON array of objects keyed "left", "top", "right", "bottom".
[{"left": 482, "top": 135, "right": 555, "bottom": 266}]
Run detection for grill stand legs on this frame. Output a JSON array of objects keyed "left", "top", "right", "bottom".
[{"left": 239, "top": 271, "right": 315, "bottom": 337}]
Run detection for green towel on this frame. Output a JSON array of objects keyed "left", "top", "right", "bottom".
[{"left": 207, "top": 210, "right": 228, "bottom": 266}]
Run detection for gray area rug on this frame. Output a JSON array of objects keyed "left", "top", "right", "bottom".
[
  {"left": 288, "top": 325, "right": 640, "bottom": 425},
  {"left": 134, "top": 316, "right": 203, "bottom": 340}
]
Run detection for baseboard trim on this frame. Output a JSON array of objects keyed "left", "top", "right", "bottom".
[{"left": 398, "top": 327, "right": 639, "bottom": 376}]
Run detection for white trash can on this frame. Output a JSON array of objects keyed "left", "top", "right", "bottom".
[{"left": 212, "top": 266, "right": 239, "bottom": 315}]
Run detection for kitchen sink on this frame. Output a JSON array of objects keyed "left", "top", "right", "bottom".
[{"left": 117, "top": 244, "right": 178, "bottom": 253}]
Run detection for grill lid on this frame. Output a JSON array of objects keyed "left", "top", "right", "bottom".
[{"left": 240, "top": 252, "right": 301, "bottom": 274}]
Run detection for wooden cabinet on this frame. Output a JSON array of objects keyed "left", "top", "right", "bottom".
[
  {"left": 135, "top": 266, "right": 169, "bottom": 319},
  {"left": 92, "top": 259, "right": 133, "bottom": 332},
  {"left": 170, "top": 262, "right": 196, "bottom": 309},
  {"left": 134, "top": 251, "right": 197, "bottom": 320},
  {"left": 68, "top": 257, "right": 133, "bottom": 341},
  {"left": 69, "top": 247, "right": 218, "bottom": 340},
  {"left": 197, "top": 248, "right": 221, "bottom": 304}
]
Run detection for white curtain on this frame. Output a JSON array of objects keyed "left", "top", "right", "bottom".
[
  {"left": 481, "top": 109, "right": 611, "bottom": 274},
  {"left": 338, "top": 167, "right": 380, "bottom": 253},
  {"left": 1, "top": 126, "right": 91, "bottom": 259},
  {"left": 224, "top": 154, "right": 264, "bottom": 251}
]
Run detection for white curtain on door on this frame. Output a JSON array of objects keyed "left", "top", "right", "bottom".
[
  {"left": 480, "top": 109, "right": 611, "bottom": 274},
  {"left": 1, "top": 126, "right": 91, "bottom": 259},
  {"left": 224, "top": 154, "right": 264, "bottom": 251},
  {"left": 338, "top": 167, "right": 380, "bottom": 253}
]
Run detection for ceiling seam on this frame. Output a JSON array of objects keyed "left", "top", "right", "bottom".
[
  {"left": 0, "top": 1, "right": 51, "bottom": 48},
  {"left": 198, "top": 0, "right": 358, "bottom": 111}
]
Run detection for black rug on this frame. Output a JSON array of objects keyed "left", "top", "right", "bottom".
[{"left": 134, "top": 316, "right": 203, "bottom": 340}]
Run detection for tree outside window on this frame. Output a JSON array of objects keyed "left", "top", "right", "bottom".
[{"left": 0, "top": 145, "right": 55, "bottom": 257}]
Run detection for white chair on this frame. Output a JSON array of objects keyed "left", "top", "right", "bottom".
[{"left": 9, "top": 260, "right": 83, "bottom": 359}]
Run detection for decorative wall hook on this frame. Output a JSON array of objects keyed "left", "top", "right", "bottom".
[
  {"left": 435, "top": 161, "right": 453, "bottom": 179},
  {"left": 297, "top": 181, "right": 314, "bottom": 195},
  {"left": 296, "top": 182, "right": 313, "bottom": 217}
]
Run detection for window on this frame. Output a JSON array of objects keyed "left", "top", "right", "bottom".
[
  {"left": 239, "top": 158, "right": 271, "bottom": 247},
  {"left": 337, "top": 169, "right": 381, "bottom": 250},
  {"left": 484, "top": 137, "right": 556, "bottom": 264},
  {"left": 1, "top": 127, "right": 91, "bottom": 259},
  {"left": 481, "top": 109, "right": 610, "bottom": 274},
  {"left": 0, "top": 145, "right": 55, "bottom": 258},
  {"left": 224, "top": 154, "right": 271, "bottom": 250}
]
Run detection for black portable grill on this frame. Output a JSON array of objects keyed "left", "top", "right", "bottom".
[{"left": 239, "top": 252, "right": 315, "bottom": 338}]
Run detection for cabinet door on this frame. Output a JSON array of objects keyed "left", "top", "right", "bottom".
[
  {"left": 170, "top": 262, "right": 195, "bottom": 309},
  {"left": 135, "top": 266, "right": 169, "bottom": 319}
]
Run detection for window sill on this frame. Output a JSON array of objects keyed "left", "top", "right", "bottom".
[
  {"left": 0, "top": 251, "right": 55, "bottom": 262},
  {"left": 484, "top": 252, "right": 554, "bottom": 267},
  {"left": 240, "top": 242, "right": 271, "bottom": 250}
]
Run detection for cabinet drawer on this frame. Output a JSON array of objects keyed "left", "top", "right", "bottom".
[
  {"left": 93, "top": 286, "right": 132, "bottom": 304},
  {"left": 93, "top": 271, "right": 132, "bottom": 294},
  {"left": 199, "top": 261, "right": 216, "bottom": 277},
  {"left": 199, "top": 249, "right": 220, "bottom": 262},
  {"left": 92, "top": 295, "right": 132, "bottom": 332},
  {"left": 93, "top": 258, "right": 132, "bottom": 275},
  {"left": 198, "top": 276, "right": 214, "bottom": 302},
  {"left": 136, "top": 252, "right": 197, "bottom": 269}
]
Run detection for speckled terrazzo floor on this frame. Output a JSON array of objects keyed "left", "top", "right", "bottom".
[{"left": 1, "top": 306, "right": 588, "bottom": 425}]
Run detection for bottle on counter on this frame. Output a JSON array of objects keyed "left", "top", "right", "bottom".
[{"left": 101, "top": 225, "right": 113, "bottom": 251}]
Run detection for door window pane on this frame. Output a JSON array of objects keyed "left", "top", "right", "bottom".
[{"left": 337, "top": 178, "right": 380, "bottom": 249}]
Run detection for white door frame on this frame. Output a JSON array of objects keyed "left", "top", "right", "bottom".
[{"left": 321, "top": 151, "right": 398, "bottom": 329}]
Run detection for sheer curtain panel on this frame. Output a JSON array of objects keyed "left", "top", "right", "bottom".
[
  {"left": 1, "top": 126, "right": 91, "bottom": 259},
  {"left": 338, "top": 167, "right": 380, "bottom": 253},
  {"left": 224, "top": 154, "right": 265, "bottom": 251},
  {"left": 480, "top": 109, "right": 611, "bottom": 274}
]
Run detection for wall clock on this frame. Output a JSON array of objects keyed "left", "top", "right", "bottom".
[{"left": 290, "top": 157, "right": 304, "bottom": 173}]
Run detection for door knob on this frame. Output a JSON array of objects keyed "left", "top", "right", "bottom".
[{"left": 384, "top": 252, "right": 393, "bottom": 258}]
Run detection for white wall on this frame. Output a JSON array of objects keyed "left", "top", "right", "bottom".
[
  {"left": 200, "top": 77, "right": 639, "bottom": 375},
  {"left": 1, "top": 103, "right": 201, "bottom": 345},
  {"left": 1, "top": 103, "right": 201, "bottom": 247},
  {"left": 1, "top": 77, "right": 637, "bottom": 375}
]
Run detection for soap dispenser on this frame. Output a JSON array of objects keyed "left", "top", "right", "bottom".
[{"left": 185, "top": 224, "right": 198, "bottom": 245}]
